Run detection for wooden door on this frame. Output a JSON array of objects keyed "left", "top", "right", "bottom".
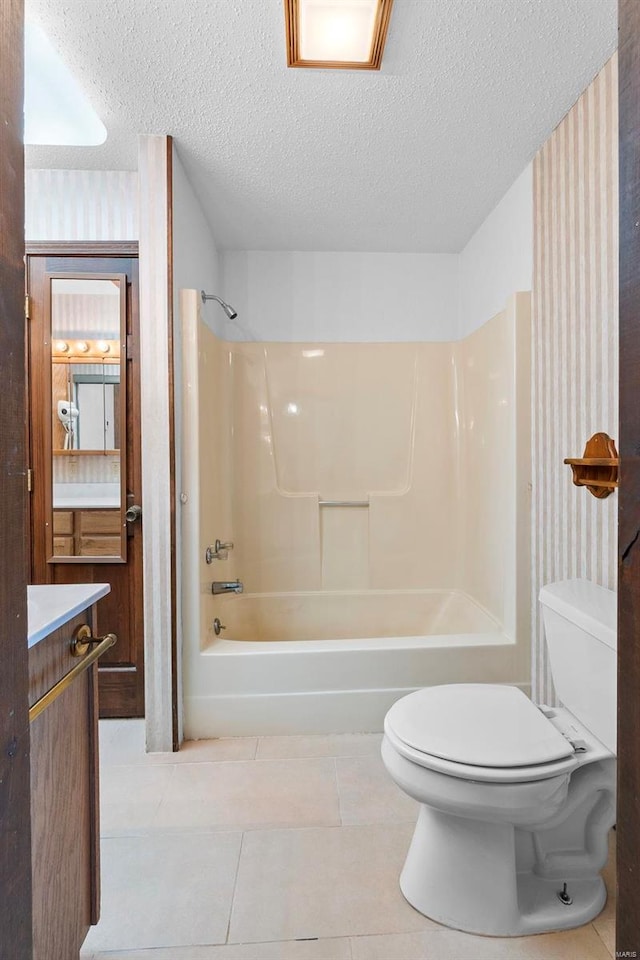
[
  {"left": 618, "top": 0, "right": 640, "bottom": 952},
  {"left": 27, "top": 246, "right": 144, "bottom": 717}
]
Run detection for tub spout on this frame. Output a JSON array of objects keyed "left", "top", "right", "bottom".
[{"left": 211, "top": 580, "right": 243, "bottom": 595}]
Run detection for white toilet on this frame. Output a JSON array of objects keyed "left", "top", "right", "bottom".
[{"left": 381, "top": 579, "right": 616, "bottom": 936}]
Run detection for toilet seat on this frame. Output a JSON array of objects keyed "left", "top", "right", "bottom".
[
  {"left": 384, "top": 723, "right": 580, "bottom": 783},
  {"left": 385, "top": 684, "right": 581, "bottom": 784}
]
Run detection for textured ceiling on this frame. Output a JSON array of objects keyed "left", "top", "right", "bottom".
[{"left": 25, "top": 0, "right": 617, "bottom": 252}]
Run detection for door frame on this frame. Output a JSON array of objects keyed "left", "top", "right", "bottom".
[
  {"left": 0, "top": 0, "right": 32, "bottom": 955},
  {"left": 617, "top": 0, "right": 640, "bottom": 951}
]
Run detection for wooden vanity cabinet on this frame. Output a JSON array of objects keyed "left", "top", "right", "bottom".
[{"left": 28, "top": 608, "right": 100, "bottom": 960}]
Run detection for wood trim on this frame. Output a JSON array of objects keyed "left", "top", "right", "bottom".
[
  {"left": 166, "top": 137, "right": 179, "bottom": 750},
  {"left": 0, "top": 1, "right": 33, "bottom": 955},
  {"left": 284, "top": 0, "right": 394, "bottom": 70},
  {"left": 618, "top": 0, "right": 640, "bottom": 952},
  {"left": 88, "top": 605, "right": 100, "bottom": 924},
  {"left": 138, "top": 134, "right": 176, "bottom": 749},
  {"left": 26, "top": 241, "right": 138, "bottom": 257}
]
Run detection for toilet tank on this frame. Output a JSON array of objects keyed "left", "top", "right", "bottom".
[{"left": 539, "top": 579, "right": 617, "bottom": 753}]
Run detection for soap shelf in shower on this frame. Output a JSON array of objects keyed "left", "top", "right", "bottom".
[
  {"left": 564, "top": 432, "right": 619, "bottom": 499},
  {"left": 318, "top": 500, "right": 369, "bottom": 508}
]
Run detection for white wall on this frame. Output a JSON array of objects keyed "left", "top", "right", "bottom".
[
  {"left": 172, "top": 150, "right": 221, "bottom": 335},
  {"left": 220, "top": 170, "right": 533, "bottom": 344},
  {"left": 221, "top": 251, "right": 459, "bottom": 342},
  {"left": 458, "top": 164, "right": 534, "bottom": 338},
  {"left": 25, "top": 169, "right": 138, "bottom": 240}
]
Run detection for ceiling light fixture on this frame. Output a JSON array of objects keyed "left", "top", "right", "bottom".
[{"left": 284, "top": 0, "right": 394, "bottom": 70}]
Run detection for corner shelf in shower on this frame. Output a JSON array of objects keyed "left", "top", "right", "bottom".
[{"left": 564, "top": 432, "right": 619, "bottom": 499}]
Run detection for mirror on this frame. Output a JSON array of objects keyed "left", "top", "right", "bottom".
[{"left": 49, "top": 275, "right": 127, "bottom": 561}]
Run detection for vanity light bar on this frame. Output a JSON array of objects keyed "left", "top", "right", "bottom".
[
  {"left": 52, "top": 338, "right": 120, "bottom": 359},
  {"left": 284, "top": 0, "right": 394, "bottom": 70}
]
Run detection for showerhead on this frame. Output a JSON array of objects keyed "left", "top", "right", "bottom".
[{"left": 201, "top": 290, "right": 238, "bottom": 320}]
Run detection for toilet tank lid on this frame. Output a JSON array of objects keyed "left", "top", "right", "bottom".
[{"left": 539, "top": 579, "right": 616, "bottom": 651}]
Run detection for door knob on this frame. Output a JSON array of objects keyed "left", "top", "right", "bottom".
[{"left": 125, "top": 504, "right": 142, "bottom": 523}]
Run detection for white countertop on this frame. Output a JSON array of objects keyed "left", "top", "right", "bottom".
[
  {"left": 28, "top": 583, "right": 111, "bottom": 649},
  {"left": 53, "top": 496, "right": 120, "bottom": 509}
]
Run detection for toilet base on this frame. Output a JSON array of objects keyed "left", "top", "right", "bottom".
[{"left": 400, "top": 804, "right": 608, "bottom": 936}]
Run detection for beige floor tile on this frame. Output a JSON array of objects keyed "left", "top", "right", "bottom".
[
  {"left": 100, "top": 719, "right": 147, "bottom": 765},
  {"left": 82, "top": 833, "right": 242, "bottom": 953},
  {"left": 350, "top": 924, "right": 612, "bottom": 960},
  {"left": 100, "top": 764, "right": 176, "bottom": 837},
  {"left": 154, "top": 758, "right": 341, "bottom": 832},
  {"left": 256, "top": 734, "right": 382, "bottom": 761},
  {"left": 100, "top": 720, "right": 258, "bottom": 767},
  {"left": 174, "top": 738, "right": 259, "bottom": 763},
  {"left": 593, "top": 918, "right": 616, "bottom": 956},
  {"left": 336, "top": 756, "right": 418, "bottom": 825},
  {"left": 89, "top": 936, "right": 352, "bottom": 959},
  {"left": 229, "top": 823, "right": 438, "bottom": 944}
]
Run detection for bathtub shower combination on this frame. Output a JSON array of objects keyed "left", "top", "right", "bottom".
[{"left": 180, "top": 291, "right": 531, "bottom": 737}]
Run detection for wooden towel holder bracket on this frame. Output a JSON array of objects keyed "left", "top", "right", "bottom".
[{"left": 564, "top": 432, "right": 619, "bottom": 499}]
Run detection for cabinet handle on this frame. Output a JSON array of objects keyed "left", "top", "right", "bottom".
[{"left": 70, "top": 623, "right": 117, "bottom": 658}]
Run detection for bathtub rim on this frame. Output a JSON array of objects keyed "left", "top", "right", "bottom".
[{"left": 202, "top": 630, "right": 514, "bottom": 656}]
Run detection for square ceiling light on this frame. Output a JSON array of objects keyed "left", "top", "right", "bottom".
[{"left": 285, "top": 0, "right": 394, "bottom": 70}]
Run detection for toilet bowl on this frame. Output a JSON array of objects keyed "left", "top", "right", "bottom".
[{"left": 381, "top": 579, "right": 617, "bottom": 936}]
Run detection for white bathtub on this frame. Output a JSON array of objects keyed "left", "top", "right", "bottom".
[{"left": 183, "top": 589, "right": 530, "bottom": 737}]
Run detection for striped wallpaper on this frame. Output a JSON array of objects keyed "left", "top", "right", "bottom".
[
  {"left": 25, "top": 169, "right": 138, "bottom": 241},
  {"left": 532, "top": 54, "right": 619, "bottom": 704}
]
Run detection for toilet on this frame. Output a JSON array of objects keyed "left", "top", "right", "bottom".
[{"left": 381, "top": 579, "right": 616, "bottom": 937}]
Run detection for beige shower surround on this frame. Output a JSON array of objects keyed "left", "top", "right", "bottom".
[{"left": 194, "top": 292, "right": 531, "bottom": 644}]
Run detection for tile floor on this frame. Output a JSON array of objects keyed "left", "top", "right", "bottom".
[{"left": 81, "top": 721, "right": 616, "bottom": 960}]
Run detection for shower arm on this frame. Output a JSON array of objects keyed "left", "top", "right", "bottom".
[
  {"left": 201, "top": 292, "right": 224, "bottom": 307},
  {"left": 201, "top": 290, "right": 238, "bottom": 320}
]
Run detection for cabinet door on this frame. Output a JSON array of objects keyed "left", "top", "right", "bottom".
[{"left": 29, "top": 611, "right": 100, "bottom": 960}]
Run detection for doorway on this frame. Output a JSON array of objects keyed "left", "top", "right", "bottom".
[{"left": 26, "top": 243, "right": 144, "bottom": 718}]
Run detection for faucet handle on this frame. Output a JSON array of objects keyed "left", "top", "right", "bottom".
[{"left": 206, "top": 539, "right": 235, "bottom": 563}]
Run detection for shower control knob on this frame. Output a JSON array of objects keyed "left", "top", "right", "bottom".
[
  {"left": 213, "top": 618, "right": 226, "bottom": 636},
  {"left": 206, "top": 540, "right": 234, "bottom": 562},
  {"left": 215, "top": 539, "right": 234, "bottom": 553}
]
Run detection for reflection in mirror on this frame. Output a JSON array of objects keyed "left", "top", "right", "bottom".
[{"left": 49, "top": 276, "right": 126, "bottom": 560}]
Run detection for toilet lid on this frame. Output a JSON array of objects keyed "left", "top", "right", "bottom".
[{"left": 385, "top": 684, "right": 575, "bottom": 768}]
